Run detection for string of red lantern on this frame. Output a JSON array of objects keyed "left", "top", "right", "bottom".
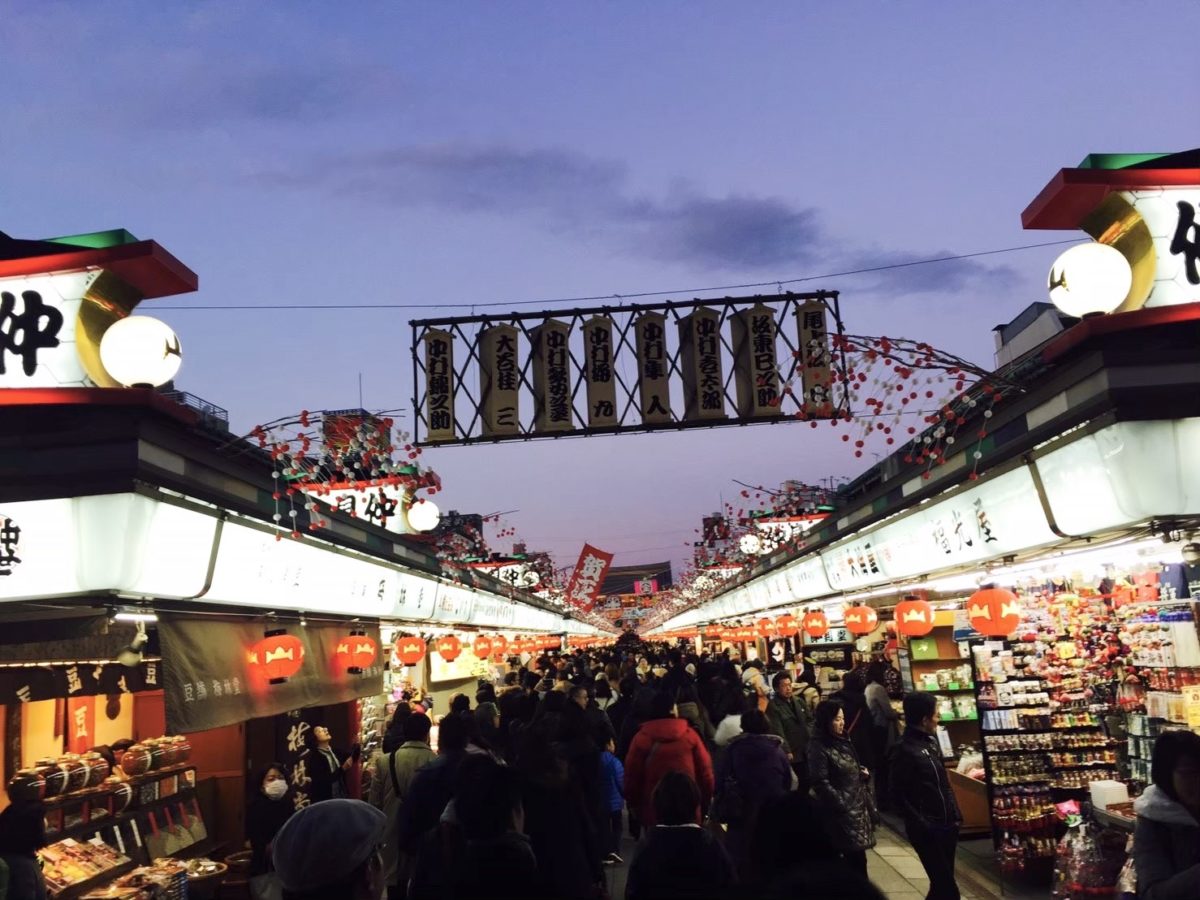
[{"left": 844, "top": 605, "right": 878, "bottom": 636}]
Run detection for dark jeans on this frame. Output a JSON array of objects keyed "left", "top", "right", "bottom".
[
  {"left": 870, "top": 724, "right": 892, "bottom": 807},
  {"left": 908, "top": 824, "right": 960, "bottom": 900},
  {"left": 842, "top": 848, "right": 868, "bottom": 877},
  {"left": 608, "top": 809, "right": 623, "bottom": 855}
]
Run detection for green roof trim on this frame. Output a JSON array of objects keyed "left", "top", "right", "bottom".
[
  {"left": 42, "top": 228, "right": 140, "bottom": 249},
  {"left": 1076, "top": 153, "right": 1171, "bottom": 170}
]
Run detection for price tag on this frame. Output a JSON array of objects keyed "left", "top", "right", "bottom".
[
  {"left": 113, "top": 825, "right": 126, "bottom": 855},
  {"left": 130, "top": 820, "right": 143, "bottom": 848}
]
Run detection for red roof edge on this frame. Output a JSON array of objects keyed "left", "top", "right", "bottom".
[
  {"left": 0, "top": 240, "right": 198, "bottom": 299},
  {"left": 0, "top": 387, "right": 199, "bottom": 425},
  {"left": 1041, "top": 302, "right": 1200, "bottom": 363},
  {"left": 1022, "top": 168, "right": 1200, "bottom": 230}
]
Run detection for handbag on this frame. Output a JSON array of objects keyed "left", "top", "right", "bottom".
[{"left": 711, "top": 748, "right": 747, "bottom": 824}]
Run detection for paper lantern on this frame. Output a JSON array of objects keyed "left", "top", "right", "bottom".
[
  {"left": 1047, "top": 242, "right": 1132, "bottom": 318},
  {"left": 968, "top": 587, "right": 1022, "bottom": 636},
  {"left": 703, "top": 625, "right": 724, "bottom": 639},
  {"left": 802, "top": 610, "right": 829, "bottom": 639},
  {"left": 775, "top": 614, "right": 799, "bottom": 637},
  {"left": 407, "top": 498, "right": 441, "bottom": 533},
  {"left": 99, "top": 315, "right": 184, "bottom": 388},
  {"left": 736, "top": 626, "right": 757, "bottom": 643},
  {"left": 756, "top": 617, "right": 774, "bottom": 638},
  {"left": 436, "top": 635, "right": 462, "bottom": 661},
  {"left": 844, "top": 605, "right": 879, "bottom": 636},
  {"left": 395, "top": 636, "right": 427, "bottom": 666},
  {"left": 335, "top": 632, "right": 377, "bottom": 674},
  {"left": 490, "top": 635, "right": 508, "bottom": 657},
  {"left": 249, "top": 632, "right": 305, "bottom": 684},
  {"left": 473, "top": 635, "right": 494, "bottom": 659},
  {"left": 895, "top": 597, "right": 935, "bottom": 637}
]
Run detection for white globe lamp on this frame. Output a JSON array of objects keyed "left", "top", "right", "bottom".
[
  {"left": 99, "top": 316, "right": 183, "bottom": 388},
  {"left": 739, "top": 534, "right": 762, "bottom": 556},
  {"left": 1047, "top": 242, "right": 1133, "bottom": 318},
  {"left": 406, "top": 498, "right": 441, "bottom": 533}
]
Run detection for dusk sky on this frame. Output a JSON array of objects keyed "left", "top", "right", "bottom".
[{"left": 5, "top": 2, "right": 1199, "bottom": 577}]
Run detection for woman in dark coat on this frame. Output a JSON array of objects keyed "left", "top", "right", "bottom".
[
  {"left": 715, "top": 709, "right": 795, "bottom": 875},
  {"left": 808, "top": 698, "right": 877, "bottom": 876},
  {"left": 1133, "top": 730, "right": 1200, "bottom": 900},
  {"left": 0, "top": 800, "right": 48, "bottom": 900},
  {"left": 245, "top": 762, "right": 294, "bottom": 876}
]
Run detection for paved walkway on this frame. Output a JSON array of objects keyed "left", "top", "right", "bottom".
[{"left": 603, "top": 816, "right": 1008, "bottom": 899}]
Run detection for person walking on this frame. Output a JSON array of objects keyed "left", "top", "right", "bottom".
[
  {"left": 765, "top": 670, "right": 812, "bottom": 787},
  {"left": 1132, "top": 729, "right": 1200, "bottom": 900},
  {"left": 865, "top": 662, "right": 900, "bottom": 809},
  {"left": 890, "top": 691, "right": 963, "bottom": 900},
  {"left": 626, "top": 772, "right": 736, "bottom": 900},
  {"left": 368, "top": 712, "right": 437, "bottom": 899},
  {"left": 808, "top": 698, "right": 878, "bottom": 877},
  {"left": 599, "top": 737, "right": 626, "bottom": 865},
  {"left": 624, "top": 692, "right": 715, "bottom": 828},
  {"left": 716, "top": 708, "right": 795, "bottom": 876}
]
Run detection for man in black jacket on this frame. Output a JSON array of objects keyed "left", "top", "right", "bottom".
[{"left": 889, "top": 691, "right": 962, "bottom": 900}]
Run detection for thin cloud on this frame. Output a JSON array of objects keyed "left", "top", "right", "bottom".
[{"left": 254, "top": 143, "right": 1008, "bottom": 287}]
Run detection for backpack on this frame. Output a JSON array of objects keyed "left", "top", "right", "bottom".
[{"left": 711, "top": 746, "right": 747, "bottom": 824}]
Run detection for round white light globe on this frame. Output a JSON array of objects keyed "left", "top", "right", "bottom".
[
  {"left": 407, "top": 498, "right": 441, "bottom": 533},
  {"left": 1047, "top": 242, "right": 1133, "bottom": 318},
  {"left": 99, "top": 316, "right": 183, "bottom": 387},
  {"left": 739, "top": 534, "right": 762, "bottom": 556}
]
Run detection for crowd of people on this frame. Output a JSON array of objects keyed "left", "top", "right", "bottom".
[
  {"left": 237, "top": 639, "right": 969, "bottom": 900},
  {"left": 12, "top": 639, "right": 1200, "bottom": 900}
]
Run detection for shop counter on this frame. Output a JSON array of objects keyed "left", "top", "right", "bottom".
[{"left": 946, "top": 767, "right": 991, "bottom": 837}]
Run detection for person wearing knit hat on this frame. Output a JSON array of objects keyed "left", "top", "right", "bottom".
[{"left": 271, "top": 799, "right": 386, "bottom": 899}]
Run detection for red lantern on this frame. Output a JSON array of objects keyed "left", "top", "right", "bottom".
[
  {"left": 491, "top": 635, "right": 508, "bottom": 658},
  {"left": 250, "top": 632, "right": 305, "bottom": 684},
  {"left": 968, "top": 587, "right": 1022, "bottom": 636},
  {"left": 756, "top": 617, "right": 773, "bottom": 638},
  {"left": 436, "top": 635, "right": 462, "bottom": 661},
  {"left": 395, "top": 636, "right": 427, "bottom": 666},
  {"left": 703, "top": 625, "right": 723, "bottom": 639},
  {"left": 335, "top": 632, "right": 377, "bottom": 674},
  {"left": 895, "top": 596, "right": 935, "bottom": 636},
  {"left": 775, "top": 614, "right": 799, "bottom": 637},
  {"left": 737, "top": 626, "right": 757, "bottom": 643},
  {"left": 473, "top": 635, "right": 494, "bottom": 659},
  {"left": 844, "top": 605, "right": 879, "bottom": 636},
  {"left": 802, "top": 610, "right": 829, "bottom": 639}
]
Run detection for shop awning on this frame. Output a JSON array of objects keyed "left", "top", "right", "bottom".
[
  {"left": 157, "top": 613, "right": 383, "bottom": 733},
  {"left": 659, "top": 417, "right": 1200, "bottom": 629}
]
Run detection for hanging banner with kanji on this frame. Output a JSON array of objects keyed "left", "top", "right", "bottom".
[
  {"left": 410, "top": 293, "right": 846, "bottom": 446},
  {"left": 563, "top": 544, "right": 615, "bottom": 611}
]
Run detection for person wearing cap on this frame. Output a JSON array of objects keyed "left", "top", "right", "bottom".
[{"left": 271, "top": 799, "right": 386, "bottom": 900}]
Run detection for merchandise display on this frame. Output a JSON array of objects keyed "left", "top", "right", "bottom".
[{"left": 40, "top": 838, "right": 132, "bottom": 896}]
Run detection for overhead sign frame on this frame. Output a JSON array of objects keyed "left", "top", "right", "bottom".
[{"left": 409, "top": 292, "right": 847, "bottom": 446}]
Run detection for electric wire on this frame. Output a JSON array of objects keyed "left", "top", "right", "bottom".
[{"left": 153, "top": 238, "right": 1083, "bottom": 312}]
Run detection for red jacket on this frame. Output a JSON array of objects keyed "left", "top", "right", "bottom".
[{"left": 624, "top": 717, "right": 715, "bottom": 826}]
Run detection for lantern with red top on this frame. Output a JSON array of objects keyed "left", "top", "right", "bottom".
[
  {"left": 894, "top": 595, "right": 935, "bottom": 637},
  {"left": 967, "top": 586, "right": 1022, "bottom": 637},
  {"left": 395, "top": 635, "right": 427, "bottom": 667},
  {"left": 756, "top": 617, "right": 774, "bottom": 638},
  {"left": 249, "top": 630, "right": 305, "bottom": 685},
  {"left": 490, "top": 635, "right": 509, "bottom": 658},
  {"left": 473, "top": 635, "right": 494, "bottom": 659},
  {"left": 775, "top": 614, "right": 799, "bottom": 638},
  {"left": 335, "top": 630, "right": 377, "bottom": 675},
  {"left": 436, "top": 635, "right": 462, "bottom": 661},
  {"left": 844, "top": 605, "right": 879, "bottom": 636},
  {"left": 802, "top": 609, "right": 829, "bottom": 639}
]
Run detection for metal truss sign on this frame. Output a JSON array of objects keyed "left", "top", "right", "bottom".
[{"left": 410, "top": 292, "right": 846, "bottom": 447}]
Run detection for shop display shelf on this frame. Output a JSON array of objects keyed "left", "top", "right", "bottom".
[
  {"left": 1048, "top": 760, "right": 1120, "bottom": 769},
  {"left": 986, "top": 744, "right": 1113, "bottom": 754},
  {"left": 981, "top": 725, "right": 1105, "bottom": 735},
  {"left": 911, "top": 656, "right": 969, "bottom": 663},
  {"left": 917, "top": 686, "right": 975, "bottom": 693},
  {"left": 48, "top": 859, "right": 137, "bottom": 900}
]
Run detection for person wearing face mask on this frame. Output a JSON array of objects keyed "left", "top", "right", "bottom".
[
  {"left": 246, "top": 763, "right": 294, "bottom": 876},
  {"left": 1133, "top": 730, "right": 1200, "bottom": 900}
]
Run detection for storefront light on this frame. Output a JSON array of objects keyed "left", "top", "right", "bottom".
[
  {"left": 99, "top": 315, "right": 183, "bottom": 387},
  {"left": 1047, "top": 242, "right": 1132, "bottom": 318}
]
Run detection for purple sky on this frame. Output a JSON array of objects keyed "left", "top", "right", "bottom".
[{"left": 4, "top": 2, "right": 1198, "bottom": 576}]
